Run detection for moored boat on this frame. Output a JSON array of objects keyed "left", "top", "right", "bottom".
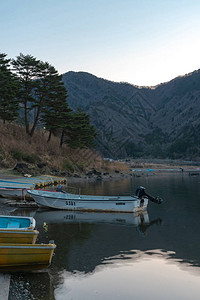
[
  {"left": 0, "top": 187, "right": 32, "bottom": 200},
  {"left": 0, "top": 242, "right": 56, "bottom": 270},
  {"left": 0, "top": 215, "right": 36, "bottom": 230},
  {"left": 0, "top": 229, "right": 39, "bottom": 244},
  {"left": 28, "top": 189, "right": 149, "bottom": 213}
]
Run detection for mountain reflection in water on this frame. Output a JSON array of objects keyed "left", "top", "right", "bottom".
[{"left": 54, "top": 249, "right": 200, "bottom": 300}]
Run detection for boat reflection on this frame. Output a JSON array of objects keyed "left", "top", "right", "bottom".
[
  {"left": 34, "top": 209, "right": 150, "bottom": 227},
  {"left": 33, "top": 210, "right": 163, "bottom": 274}
]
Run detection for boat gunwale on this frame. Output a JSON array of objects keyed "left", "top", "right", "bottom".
[
  {"left": 28, "top": 191, "right": 140, "bottom": 202},
  {"left": 0, "top": 244, "right": 56, "bottom": 249},
  {"left": 0, "top": 229, "right": 39, "bottom": 235}
]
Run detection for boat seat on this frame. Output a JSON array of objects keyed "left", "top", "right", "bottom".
[{"left": 7, "top": 221, "right": 20, "bottom": 228}]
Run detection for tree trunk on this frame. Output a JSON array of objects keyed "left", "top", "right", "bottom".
[
  {"left": 60, "top": 130, "right": 65, "bottom": 147},
  {"left": 24, "top": 101, "right": 29, "bottom": 134},
  {"left": 30, "top": 106, "right": 41, "bottom": 137},
  {"left": 47, "top": 129, "right": 52, "bottom": 142}
]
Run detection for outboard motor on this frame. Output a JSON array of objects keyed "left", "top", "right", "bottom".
[
  {"left": 56, "top": 185, "right": 63, "bottom": 192},
  {"left": 136, "top": 186, "right": 163, "bottom": 205}
]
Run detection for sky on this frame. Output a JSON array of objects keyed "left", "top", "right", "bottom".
[{"left": 1, "top": 0, "right": 200, "bottom": 86}]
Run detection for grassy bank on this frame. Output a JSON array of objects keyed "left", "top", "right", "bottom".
[{"left": 0, "top": 122, "right": 130, "bottom": 177}]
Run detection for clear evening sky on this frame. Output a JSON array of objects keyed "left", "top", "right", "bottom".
[{"left": 1, "top": 0, "right": 200, "bottom": 86}]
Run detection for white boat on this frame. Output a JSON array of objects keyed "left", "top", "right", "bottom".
[{"left": 27, "top": 189, "right": 149, "bottom": 213}]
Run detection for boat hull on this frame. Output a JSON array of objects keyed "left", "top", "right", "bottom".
[
  {"left": 0, "top": 187, "right": 32, "bottom": 200},
  {"left": 0, "top": 229, "right": 39, "bottom": 244},
  {"left": 0, "top": 243, "right": 56, "bottom": 268},
  {"left": 28, "top": 190, "right": 148, "bottom": 213}
]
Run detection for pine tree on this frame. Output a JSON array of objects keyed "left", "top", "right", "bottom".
[
  {"left": 67, "top": 108, "right": 97, "bottom": 149},
  {"left": 0, "top": 53, "right": 19, "bottom": 123},
  {"left": 29, "top": 62, "right": 60, "bottom": 137},
  {"left": 12, "top": 53, "right": 41, "bottom": 134},
  {"left": 40, "top": 65, "right": 72, "bottom": 143}
]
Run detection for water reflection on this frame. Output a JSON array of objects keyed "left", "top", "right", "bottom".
[
  {"left": 1, "top": 174, "right": 200, "bottom": 300},
  {"left": 33, "top": 210, "right": 162, "bottom": 274},
  {"left": 34, "top": 210, "right": 150, "bottom": 227},
  {"left": 54, "top": 249, "right": 200, "bottom": 300}
]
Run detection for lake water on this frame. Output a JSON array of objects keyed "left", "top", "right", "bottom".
[{"left": 3, "top": 173, "right": 200, "bottom": 299}]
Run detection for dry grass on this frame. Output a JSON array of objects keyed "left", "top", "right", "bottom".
[{"left": 0, "top": 122, "right": 129, "bottom": 175}]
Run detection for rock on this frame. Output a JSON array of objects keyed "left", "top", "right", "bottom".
[
  {"left": 73, "top": 174, "right": 81, "bottom": 178},
  {"left": 14, "top": 163, "right": 29, "bottom": 170},
  {"left": 37, "top": 162, "right": 46, "bottom": 169},
  {"left": 92, "top": 169, "right": 98, "bottom": 175},
  {"left": 115, "top": 170, "right": 120, "bottom": 173},
  {"left": 86, "top": 171, "right": 93, "bottom": 176},
  {"left": 60, "top": 171, "right": 70, "bottom": 176},
  {"left": 96, "top": 175, "right": 102, "bottom": 181},
  {"left": 91, "top": 169, "right": 101, "bottom": 175},
  {"left": 96, "top": 171, "right": 102, "bottom": 176},
  {"left": 103, "top": 172, "right": 109, "bottom": 175}
]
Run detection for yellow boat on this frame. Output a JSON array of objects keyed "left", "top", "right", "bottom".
[
  {"left": 0, "top": 229, "right": 39, "bottom": 244},
  {"left": 0, "top": 242, "right": 56, "bottom": 270}
]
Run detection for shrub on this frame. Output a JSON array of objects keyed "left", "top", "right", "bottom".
[
  {"left": 22, "top": 153, "right": 39, "bottom": 164},
  {"left": 62, "top": 159, "right": 74, "bottom": 173},
  {"left": 10, "top": 149, "right": 23, "bottom": 161}
]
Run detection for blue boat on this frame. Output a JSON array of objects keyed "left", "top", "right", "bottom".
[{"left": 0, "top": 215, "right": 36, "bottom": 230}]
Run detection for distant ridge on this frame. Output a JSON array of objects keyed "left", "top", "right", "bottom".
[{"left": 62, "top": 69, "right": 200, "bottom": 159}]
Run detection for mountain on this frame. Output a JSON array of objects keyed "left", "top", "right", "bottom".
[{"left": 62, "top": 70, "right": 200, "bottom": 159}]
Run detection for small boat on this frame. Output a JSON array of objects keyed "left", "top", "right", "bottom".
[
  {"left": 0, "top": 187, "right": 31, "bottom": 200},
  {"left": 28, "top": 186, "right": 162, "bottom": 213},
  {"left": 0, "top": 215, "right": 37, "bottom": 244},
  {"left": 28, "top": 190, "right": 148, "bottom": 212},
  {"left": 0, "top": 242, "right": 56, "bottom": 270},
  {"left": 0, "top": 215, "right": 36, "bottom": 230},
  {"left": 0, "top": 228, "right": 39, "bottom": 244}
]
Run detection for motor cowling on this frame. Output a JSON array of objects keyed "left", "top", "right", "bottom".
[
  {"left": 135, "top": 186, "right": 146, "bottom": 198},
  {"left": 136, "top": 186, "right": 163, "bottom": 205}
]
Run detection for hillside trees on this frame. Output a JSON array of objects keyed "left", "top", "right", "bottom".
[
  {"left": 0, "top": 52, "right": 97, "bottom": 150},
  {"left": 12, "top": 55, "right": 71, "bottom": 138},
  {"left": 12, "top": 53, "right": 41, "bottom": 134},
  {"left": 40, "top": 66, "right": 72, "bottom": 143},
  {"left": 0, "top": 53, "right": 20, "bottom": 123},
  {"left": 65, "top": 108, "right": 97, "bottom": 148},
  {"left": 29, "top": 62, "right": 71, "bottom": 138}
]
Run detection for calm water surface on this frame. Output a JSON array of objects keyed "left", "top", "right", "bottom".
[{"left": 3, "top": 173, "right": 200, "bottom": 299}]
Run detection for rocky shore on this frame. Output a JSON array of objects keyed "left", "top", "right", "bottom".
[{"left": 0, "top": 159, "right": 200, "bottom": 184}]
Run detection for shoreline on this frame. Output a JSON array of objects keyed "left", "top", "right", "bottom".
[
  {"left": 0, "top": 160, "right": 199, "bottom": 185},
  {"left": 66, "top": 166, "right": 200, "bottom": 184}
]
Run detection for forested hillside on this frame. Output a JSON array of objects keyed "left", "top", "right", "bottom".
[{"left": 63, "top": 70, "right": 200, "bottom": 160}]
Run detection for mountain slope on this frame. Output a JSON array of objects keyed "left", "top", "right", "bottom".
[{"left": 62, "top": 70, "right": 200, "bottom": 159}]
